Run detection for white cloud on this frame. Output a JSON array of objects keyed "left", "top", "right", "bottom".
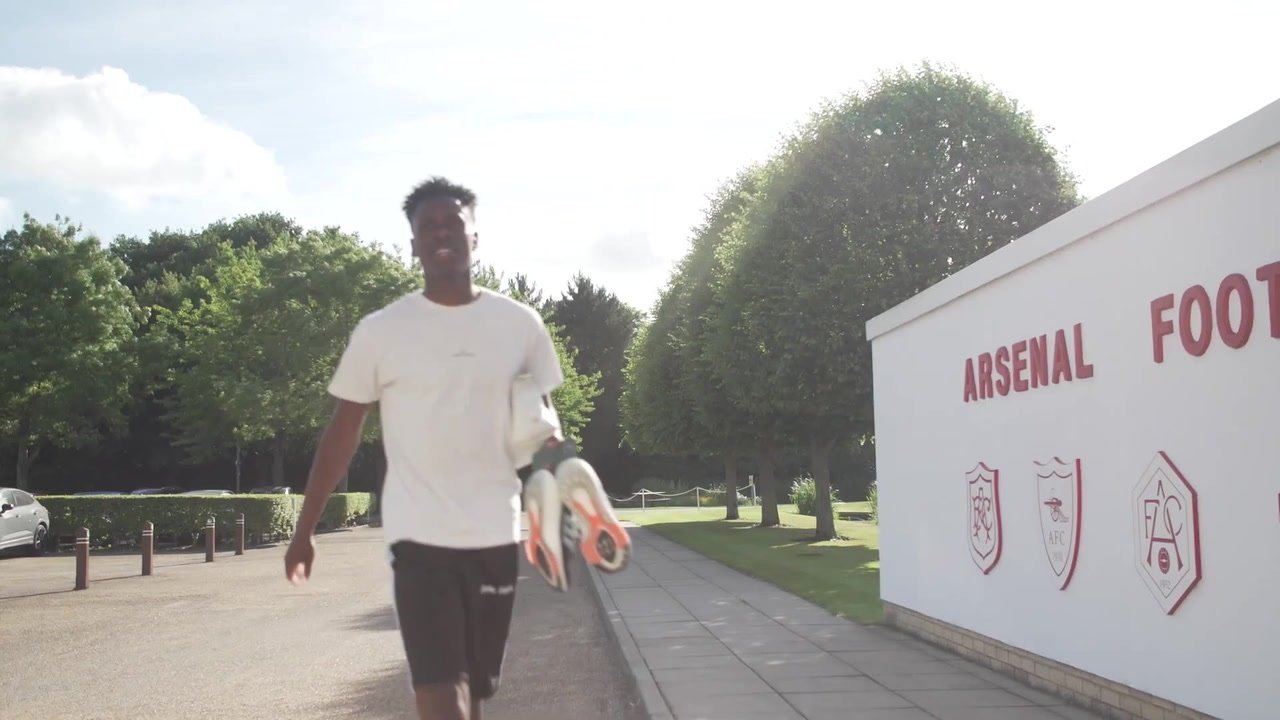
[{"left": 0, "top": 66, "right": 287, "bottom": 206}]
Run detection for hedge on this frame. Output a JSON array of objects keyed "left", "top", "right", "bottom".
[
  {"left": 38, "top": 493, "right": 374, "bottom": 546},
  {"left": 319, "top": 492, "right": 374, "bottom": 530}
]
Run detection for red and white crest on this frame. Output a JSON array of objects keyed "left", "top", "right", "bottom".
[
  {"left": 966, "top": 462, "right": 1002, "bottom": 574},
  {"left": 1133, "top": 451, "right": 1201, "bottom": 614},
  {"left": 1035, "top": 457, "right": 1082, "bottom": 590}
]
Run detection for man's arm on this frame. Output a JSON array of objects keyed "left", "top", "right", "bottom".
[
  {"left": 295, "top": 399, "right": 371, "bottom": 537},
  {"left": 286, "top": 316, "right": 379, "bottom": 584}
]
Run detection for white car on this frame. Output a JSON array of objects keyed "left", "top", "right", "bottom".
[{"left": 0, "top": 487, "right": 51, "bottom": 555}]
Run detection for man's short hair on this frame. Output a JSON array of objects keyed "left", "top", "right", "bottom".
[{"left": 402, "top": 177, "right": 478, "bottom": 222}]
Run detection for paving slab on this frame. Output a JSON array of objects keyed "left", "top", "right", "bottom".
[{"left": 590, "top": 525, "right": 1106, "bottom": 720}]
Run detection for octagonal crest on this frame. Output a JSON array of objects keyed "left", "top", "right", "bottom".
[{"left": 1134, "top": 451, "right": 1201, "bottom": 614}]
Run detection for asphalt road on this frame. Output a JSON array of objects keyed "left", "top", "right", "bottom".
[{"left": 0, "top": 526, "right": 645, "bottom": 720}]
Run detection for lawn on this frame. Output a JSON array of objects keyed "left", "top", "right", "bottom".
[{"left": 613, "top": 503, "right": 882, "bottom": 624}]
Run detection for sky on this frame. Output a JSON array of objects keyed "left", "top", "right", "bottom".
[{"left": 1, "top": 0, "right": 1277, "bottom": 313}]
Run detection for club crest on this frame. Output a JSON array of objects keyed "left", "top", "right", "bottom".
[
  {"left": 967, "top": 462, "right": 1002, "bottom": 574},
  {"left": 1035, "top": 457, "right": 1082, "bottom": 590},
  {"left": 1134, "top": 451, "right": 1201, "bottom": 614}
]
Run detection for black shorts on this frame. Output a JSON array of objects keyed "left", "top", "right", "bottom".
[{"left": 390, "top": 541, "right": 519, "bottom": 699}]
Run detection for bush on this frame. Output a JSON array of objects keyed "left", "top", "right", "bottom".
[
  {"left": 319, "top": 492, "right": 374, "bottom": 529},
  {"left": 790, "top": 476, "right": 840, "bottom": 516},
  {"left": 867, "top": 481, "right": 879, "bottom": 524},
  {"left": 39, "top": 493, "right": 373, "bottom": 546}
]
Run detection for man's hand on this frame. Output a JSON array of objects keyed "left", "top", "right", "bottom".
[{"left": 284, "top": 533, "right": 316, "bottom": 585}]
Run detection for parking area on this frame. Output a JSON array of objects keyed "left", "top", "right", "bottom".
[{"left": 0, "top": 526, "right": 644, "bottom": 720}]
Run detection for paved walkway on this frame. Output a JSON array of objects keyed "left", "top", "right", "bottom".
[
  {"left": 0, "top": 526, "right": 643, "bottom": 719},
  {"left": 590, "top": 527, "right": 1101, "bottom": 720}
]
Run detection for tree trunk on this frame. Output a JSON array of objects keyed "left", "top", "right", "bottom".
[
  {"left": 757, "top": 441, "right": 780, "bottom": 528},
  {"left": 272, "top": 431, "right": 287, "bottom": 488},
  {"left": 811, "top": 437, "right": 837, "bottom": 540},
  {"left": 723, "top": 454, "right": 740, "bottom": 520},
  {"left": 15, "top": 439, "right": 38, "bottom": 491}
]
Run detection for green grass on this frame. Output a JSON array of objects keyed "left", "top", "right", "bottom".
[{"left": 615, "top": 503, "right": 882, "bottom": 624}]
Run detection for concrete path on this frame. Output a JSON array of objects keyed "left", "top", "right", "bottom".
[
  {"left": 591, "top": 527, "right": 1102, "bottom": 720},
  {"left": 0, "top": 526, "right": 644, "bottom": 720}
]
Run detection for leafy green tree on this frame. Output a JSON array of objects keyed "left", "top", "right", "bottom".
[
  {"left": 716, "top": 64, "right": 1081, "bottom": 538},
  {"left": 163, "top": 228, "right": 419, "bottom": 486},
  {"left": 619, "top": 284, "right": 704, "bottom": 462},
  {"left": 549, "top": 274, "right": 642, "bottom": 486},
  {"left": 703, "top": 165, "right": 804, "bottom": 529},
  {"left": 109, "top": 227, "right": 229, "bottom": 479},
  {"left": 506, "top": 273, "right": 548, "bottom": 313},
  {"left": 0, "top": 215, "right": 140, "bottom": 489},
  {"left": 622, "top": 168, "right": 801, "bottom": 522},
  {"left": 669, "top": 168, "right": 778, "bottom": 521},
  {"left": 100, "top": 215, "right": 310, "bottom": 487}
]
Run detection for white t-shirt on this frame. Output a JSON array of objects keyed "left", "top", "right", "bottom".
[{"left": 327, "top": 287, "right": 564, "bottom": 549}]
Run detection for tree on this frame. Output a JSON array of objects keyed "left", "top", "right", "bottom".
[
  {"left": 506, "top": 273, "right": 548, "bottom": 313},
  {"left": 716, "top": 64, "right": 1081, "bottom": 538},
  {"left": 102, "top": 215, "right": 310, "bottom": 488},
  {"left": 668, "top": 168, "right": 778, "bottom": 521},
  {"left": 703, "top": 163, "right": 805, "bottom": 529},
  {"left": 549, "top": 274, "right": 642, "bottom": 488},
  {"left": 109, "top": 227, "right": 230, "bottom": 481},
  {"left": 0, "top": 215, "right": 139, "bottom": 489},
  {"left": 163, "top": 227, "right": 419, "bottom": 486},
  {"left": 619, "top": 284, "right": 706, "bottom": 460}
]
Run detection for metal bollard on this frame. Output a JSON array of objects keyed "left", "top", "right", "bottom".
[
  {"left": 75, "top": 527, "right": 90, "bottom": 590},
  {"left": 204, "top": 519, "right": 215, "bottom": 563},
  {"left": 141, "top": 522, "right": 154, "bottom": 576},
  {"left": 235, "top": 513, "right": 245, "bottom": 556}
]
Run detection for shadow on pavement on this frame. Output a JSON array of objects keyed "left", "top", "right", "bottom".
[
  {"left": 316, "top": 661, "right": 416, "bottom": 720},
  {"left": 347, "top": 604, "right": 401, "bottom": 633},
  {"left": 0, "top": 571, "right": 168, "bottom": 601}
]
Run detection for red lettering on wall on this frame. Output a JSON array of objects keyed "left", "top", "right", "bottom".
[
  {"left": 963, "top": 323, "right": 1093, "bottom": 403},
  {"left": 1052, "top": 328, "right": 1072, "bottom": 383},
  {"left": 1028, "top": 335, "right": 1049, "bottom": 388},
  {"left": 1178, "top": 285, "right": 1213, "bottom": 357},
  {"left": 994, "top": 346, "right": 1011, "bottom": 396},
  {"left": 1258, "top": 261, "right": 1280, "bottom": 339},
  {"left": 1152, "top": 259, "right": 1279, "bottom": 363},
  {"left": 1151, "top": 294, "right": 1176, "bottom": 363},
  {"left": 1072, "top": 323, "right": 1094, "bottom": 379},
  {"left": 963, "top": 359, "right": 978, "bottom": 402},
  {"left": 1011, "top": 341, "right": 1029, "bottom": 393},
  {"left": 1216, "top": 273, "right": 1254, "bottom": 349},
  {"left": 978, "top": 353, "right": 994, "bottom": 399}
]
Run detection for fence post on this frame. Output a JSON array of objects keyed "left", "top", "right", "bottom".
[
  {"left": 204, "top": 519, "right": 215, "bottom": 563},
  {"left": 235, "top": 513, "right": 245, "bottom": 556},
  {"left": 75, "top": 527, "right": 90, "bottom": 590},
  {"left": 141, "top": 522, "right": 154, "bottom": 576}
]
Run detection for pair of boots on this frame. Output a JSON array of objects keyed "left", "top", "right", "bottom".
[{"left": 522, "top": 438, "right": 631, "bottom": 591}]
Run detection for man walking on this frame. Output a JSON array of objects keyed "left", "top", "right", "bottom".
[{"left": 284, "top": 177, "right": 564, "bottom": 720}]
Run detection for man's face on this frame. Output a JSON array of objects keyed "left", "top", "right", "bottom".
[{"left": 410, "top": 196, "right": 475, "bottom": 278}]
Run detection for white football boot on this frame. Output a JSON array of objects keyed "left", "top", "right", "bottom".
[
  {"left": 522, "top": 467, "right": 569, "bottom": 592},
  {"left": 552, "top": 450, "right": 631, "bottom": 574}
]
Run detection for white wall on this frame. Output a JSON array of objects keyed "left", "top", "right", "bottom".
[{"left": 867, "top": 101, "right": 1280, "bottom": 720}]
